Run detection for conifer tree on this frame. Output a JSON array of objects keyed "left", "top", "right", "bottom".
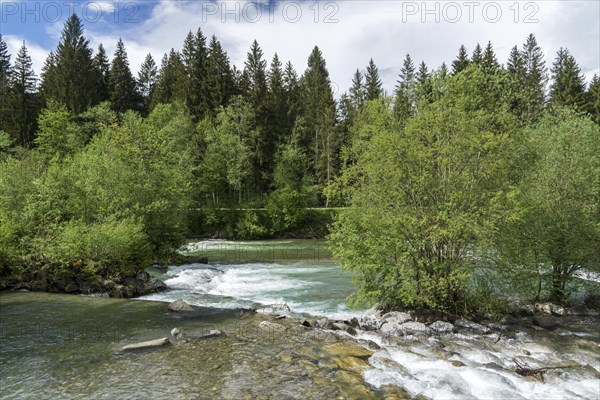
[
  {"left": 301, "top": 46, "right": 337, "bottom": 195},
  {"left": 349, "top": 69, "right": 365, "bottom": 110},
  {"left": 43, "top": 14, "right": 97, "bottom": 113},
  {"left": 283, "top": 61, "right": 300, "bottom": 132},
  {"left": 471, "top": 43, "right": 483, "bottom": 66},
  {"left": 244, "top": 40, "right": 270, "bottom": 191},
  {"left": 482, "top": 41, "right": 500, "bottom": 74},
  {"left": 0, "top": 35, "right": 12, "bottom": 133},
  {"left": 521, "top": 34, "right": 548, "bottom": 125},
  {"left": 416, "top": 61, "right": 432, "bottom": 105},
  {"left": 182, "top": 29, "right": 209, "bottom": 119},
  {"left": 394, "top": 53, "right": 416, "bottom": 123},
  {"left": 364, "top": 59, "right": 383, "bottom": 101},
  {"left": 506, "top": 45, "right": 528, "bottom": 124},
  {"left": 550, "top": 47, "right": 586, "bottom": 110},
  {"left": 152, "top": 49, "right": 187, "bottom": 107},
  {"left": 138, "top": 53, "right": 158, "bottom": 114},
  {"left": 108, "top": 38, "right": 140, "bottom": 113},
  {"left": 93, "top": 44, "right": 110, "bottom": 103},
  {"left": 268, "top": 53, "right": 288, "bottom": 142},
  {"left": 206, "top": 35, "right": 234, "bottom": 113},
  {"left": 451, "top": 45, "right": 470, "bottom": 75},
  {"left": 8, "top": 42, "right": 38, "bottom": 146},
  {"left": 586, "top": 74, "right": 600, "bottom": 124}
]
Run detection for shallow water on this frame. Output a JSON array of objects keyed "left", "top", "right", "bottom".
[{"left": 2, "top": 239, "right": 599, "bottom": 399}]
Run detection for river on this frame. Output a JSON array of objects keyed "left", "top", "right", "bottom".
[{"left": 1, "top": 240, "right": 599, "bottom": 399}]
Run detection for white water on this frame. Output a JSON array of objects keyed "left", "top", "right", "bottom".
[
  {"left": 141, "top": 261, "right": 361, "bottom": 319},
  {"left": 140, "top": 240, "right": 600, "bottom": 400}
]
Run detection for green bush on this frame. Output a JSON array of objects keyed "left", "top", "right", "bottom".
[
  {"left": 267, "top": 187, "right": 307, "bottom": 234},
  {"left": 39, "top": 217, "right": 151, "bottom": 279}
]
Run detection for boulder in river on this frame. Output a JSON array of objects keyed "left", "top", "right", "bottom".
[
  {"left": 333, "top": 322, "right": 357, "bottom": 336},
  {"left": 454, "top": 319, "right": 490, "bottom": 334},
  {"left": 398, "top": 321, "right": 430, "bottom": 335},
  {"left": 382, "top": 311, "right": 412, "bottom": 325},
  {"left": 120, "top": 337, "right": 170, "bottom": 352},
  {"left": 532, "top": 315, "right": 559, "bottom": 330},
  {"left": 168, "top": 299, "right": 195, "bottom": 312},
  {"left": 430, "top": 320, "right": 455, "bottom": 334},
  {"left": 171, "top": 328, "right": 182, "bottom": 339},
  {"left": 535, "top": 302, "right": 565, "bottom": 316}
]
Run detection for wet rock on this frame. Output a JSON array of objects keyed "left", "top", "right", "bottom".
[
  {"left": 519, "top": 304, "right": 536, "bottom": 316},
  {"left": 301, "top": 320, "right": 312, "bottom": 328},
  {"left": 381, "top": 321, "right": 404, "bottom": 337},
  {"left": 532, "top": 315, "right": 559, "bottom": 330},
  {"left": 258, "top": 321, "right": 286, "bottom": 332},
  {"left": 566, "top": 304, "right": 599, "bottom": 316},
  {"left": 382, "top": 311, "right": 412, "bottom": 325},
  {"left": 535, "top": 302, "right": 565, "bottom": 316},
  {"left": 486, "top": 322, "right": 507, "bottom": 332},
  {"left": 483, "top": 362, "right": 505, "bottom": 371},
  {"left": 360, "top": 306, "right": 384, "bottom": 330},
  {"left": 64, "top": 283, "right": 79, "bottom": 293},
  {"left": 398, "top": 321, "right": 430, "bottom": 335},
  {"left": 454, "top": 319, "right": 490, "bottom": 334},
  {"left": 171, "top": 328, "right": 182, "bottom": 339},
  {"left": 322, "top": 342, "right": 373, "bottom": 359},
  {"left": 335, "top": 356, "right": 369, "bottom": 370},
  {"left": 333, "top": 322, "right": 357, "bottom": 336},
  {"left": 451, "top": 360, "right": 466, "bottom": 367},
  {"left": 430, "top": 320, "right": 455, "bottom": 334},
  {"left": 168, "top": 299, "right": 195, "bottom": 312},
  {"left": 196, "top": 329, "right": 224, "bottom": 339},
  {"left": 120, "top": 337, "right": 170, "bottom": 352}
]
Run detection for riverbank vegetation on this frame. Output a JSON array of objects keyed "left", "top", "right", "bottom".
[{"left": 0, "top": 15, "right": 598, "bottom": 311}]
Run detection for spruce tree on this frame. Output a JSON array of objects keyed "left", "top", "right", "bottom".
[
  {"left": 44, "top": 14, "right": 97, "bottom": 113},
  {"left": 0, "top": 35, "right": 12, "bottom": 133},
  {"left": 182, "top": 29, "right": 208, "bottom": 119},
  {"left": 244, "top": 40, "right": 270, "bottom": 191},
  {"left": 138, "top": 53, "right": 158, "bottom": 114},
  {"left": 93, "top": 44, "right": 110, "bottom": 103},
  {"left": 8, "top": 42, "right": 38, "bottom": 146},
  {"left": 364, "top": 58, "right": 383, "bottom": 101},
  {"left": 206, "top": 35, "right": 234, "bottom": 113},
  {"left": 393, "top": 53, "right": 416, "bottom": 123},
  {"left": 522, "top": 34, "right": 548, "bottom": 125},
  {"left": 586, "top": 74, "right": 600, "bottom": 124},
  {"left": 550, "top": 47, "right": 586, "bottom": 110},
  {"left": 108, "top": 38, "right": 140, "bottom": 113},
  {"left": 506, "top": 45, "right": 528, "bottom": 124},
  {"left": 349, "top": 69, "right": 365, "bottom": 110},
  {"left": 416, "top": 61, "right": 432, "bottom": 105},
  {"left": 482, "top": 41, "right": 500, "bottom": 74},
  {"left": 301, "top": 46, "right": 337, "bottom": 195},
  {"left": 152, "top": 49, "right": 187, "bottom": 107},
  {"left": 451, "top": 45, "right": 470, "bottom": 75},
  {"left": 268, "top": 53, "right": 287, "bottom": 142},
  {"left": 283, "top": 61, "right": 300, "bottom": 132},
  {"left": 471, "top": 43, "right": 483, "bottom": 66}
]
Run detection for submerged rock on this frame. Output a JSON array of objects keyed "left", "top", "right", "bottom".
[
  {"left": 168, "top": 299, "right": 195, "bottom": 312},
  {"left": 120, "top": 337, "right": 170, "bottom": 352},
  {"left": 258, "top": 321, "right": 287, "bottom": 332},
  {"left": 532, "top": 315, "right": 559, "bottom": 330}
]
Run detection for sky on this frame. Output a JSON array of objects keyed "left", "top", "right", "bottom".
[{"left": 1, "top": 0, "right": 599, "bottom": 96}]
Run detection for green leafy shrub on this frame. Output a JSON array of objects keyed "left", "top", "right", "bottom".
[{"left": 267, "top": 187, "right": 306, "bottom": 234}]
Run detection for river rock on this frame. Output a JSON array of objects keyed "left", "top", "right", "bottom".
[
  {"left": 64, "top": 283, "right": 79, "bottom": 293},
  {"left": 258, "top": 321, "right": 286, "bottom": 332},
  {"left": 454, "top": 319, "right": 490, "bottom": 334},
  {"left": 333, "top": 322, "right": 357, "bottom": 336},
  {"left": 171, "top": 328, "right": 182, "bottom": 339},
  {"left": 301, "top": 320, "right": 312, "bottom": 327},
  {"left": 168, "top": 299, "right": 195, "bottom": 312},
  {"left": 398, "top": 321, "right": 430, "bottom": 335},
  {"left": 196, "top": 329, "right": 224, "bottom": 339},
  {"left": 381, "top": 321, "right": 404, "bottom": 337},
  {"left": 532, "top": 315, "right": 559, "bottom": 330},
  {"left": 430, "top": 320, "right": 455, "bottom": 334},
  {"left": 383, "top": 311, "right": 412, "bottom": 325},
  {"left": 535, "top": 302, "right": 565, "bottom": 316},
  {"left": 359, "top": 306, "right": 384, "bottom": 331},
  {"left": 120, "top": 337, "right": 170, "bottom": 352},
  {"left": 566, "top": 304, "right": 599, "bottom": 316}
]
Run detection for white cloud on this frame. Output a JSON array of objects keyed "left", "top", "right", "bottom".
[{"left": 9, "top": 0, "right": 600, "bottom": 95}]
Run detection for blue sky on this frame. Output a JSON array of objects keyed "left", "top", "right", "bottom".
[{"left": 1, "top": 0, "right": 599, "bottom": 95}]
